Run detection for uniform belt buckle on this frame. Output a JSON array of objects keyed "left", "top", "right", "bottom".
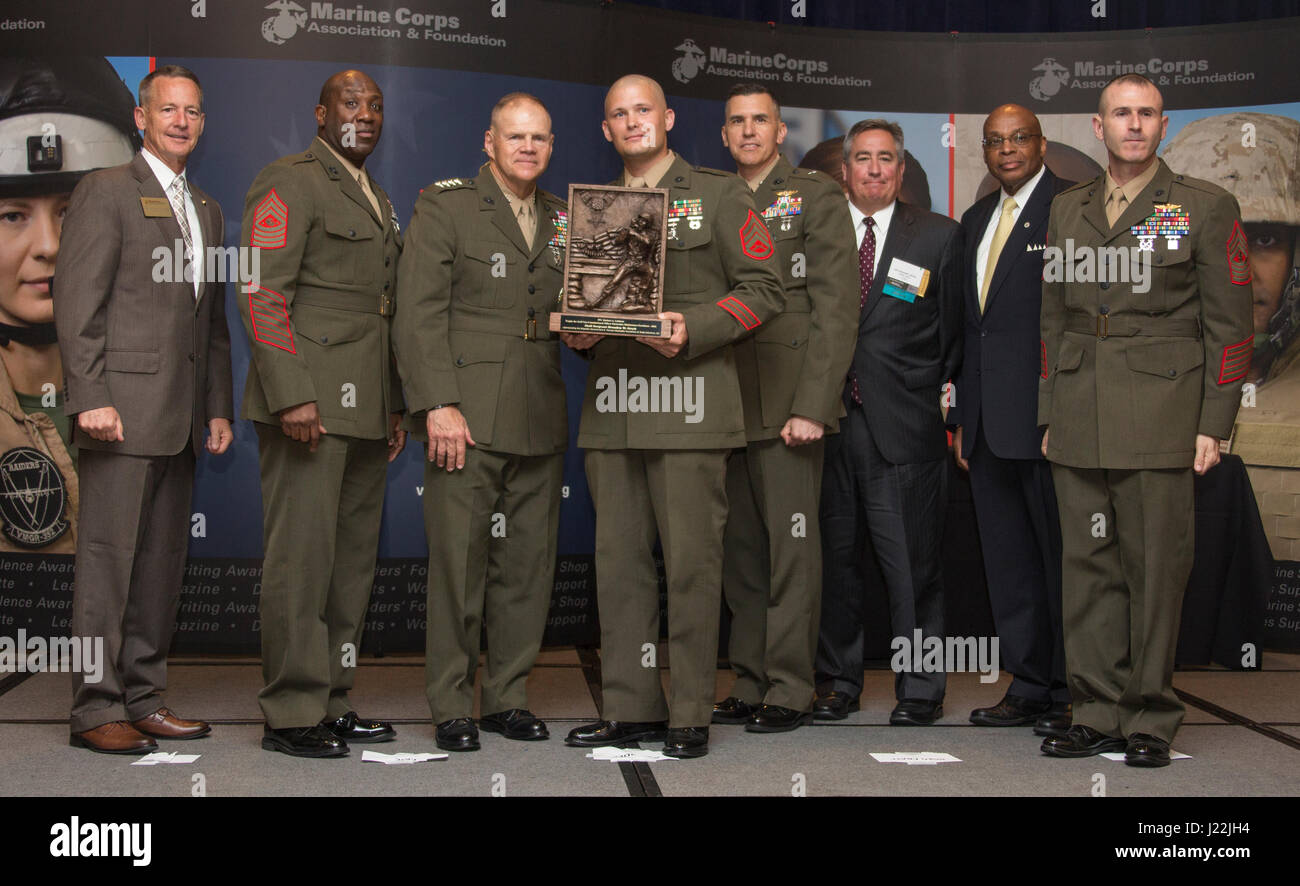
[
  {"left": 380, "top": 295, "right": 391, "bottom": 317},
  {"left": 524, "top": 317, "right": 537, "bottom": 341},
  {"left": 1096, "top": 314, "right": 1108, "bottom": 340}
]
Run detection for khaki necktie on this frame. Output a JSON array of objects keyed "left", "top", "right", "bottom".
[
  {"left": 357, "top": 171, "right": 382, "bottom": 222},
  {"left": 979, "top": 196, "right": 1017, "bottom": 313},
  {"left": 1105, "top": 186, "right": 1128, "bottom": 229},
  {"left": 627, "top": 176, "right": 647, "bottom": 189},
  {"left": 517, "top": 201, "right": 536, "bottom": 250}
]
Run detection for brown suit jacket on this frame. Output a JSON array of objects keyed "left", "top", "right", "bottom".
[{"left": 54, "top": 153, "right": 234, "bottom": 457}]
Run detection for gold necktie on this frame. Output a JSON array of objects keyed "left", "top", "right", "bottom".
[
  {"left": 517, "top": 201, "right": 536, "bottom": 250},
  {"left": 979, "top": 196, "right": 1017, "bottom": 313},
  {"left": 1106, "top": 186, "right": 1128, "bottom": 228},
  {"left": 357, "top": 172, "right": 382, "bottom": 222}
]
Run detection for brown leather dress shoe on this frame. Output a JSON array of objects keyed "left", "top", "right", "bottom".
[
  {"left": 132, "top": 707, "right": 211, "bottom": 740},
  {"left": 70, "top": 721, "right": 158, "bottom": 755}
]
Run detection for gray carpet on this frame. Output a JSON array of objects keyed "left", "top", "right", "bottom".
[{"left": 2, "top": 647, "right": 1295, "bottom": 796}]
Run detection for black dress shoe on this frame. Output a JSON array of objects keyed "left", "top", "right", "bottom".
[
  {"left": 890, "top": 699, "right": 943, "bottom": 726},
  {"left": 812, "top": 690, "right": 859, "bottom": 721},
  {"left": 564, "top": 719, "right": 668, "bottom": 747},
  {"left": 663, "top": 726, "right": 709, "bottom": 758},
  {"left": 321, "top": 711, "right": 396, "bottom": 743},
  {"left": 969, "top": 693, "right": 1051, "bottom": 726},
  {"left": 262, "top": 724, "right": 348, "bottom": 758},
  {"left": 1125, "top": 733, "right": 1171, "bottom": 768},
  {"left": 1040, "top": 724, "right": 1126, "bottom": 758},
  {"left": 1033, "top": 702, "right": 1073, "bottom": 738},
  {"left": 435, "top": 717, "right": 480, "bottom": 752},
  {"left": 479, "top": 708, "right": 549, "bottom": 741},
  {"left": 746, "top": 704, "right": 813, "bottom": 733},
  {"left": 711, "top": 696, "right": 757, "bottom": 725}
]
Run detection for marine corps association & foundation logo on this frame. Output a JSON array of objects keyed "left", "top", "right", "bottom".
[
  {"left": 672, "top": 39, "right": 707, "bottom": 84},
  {"left": 262, "top": 0, "right": 308, "bottom": 45},
  {"left": 1030, "top": 58, "right": 1070, "bottom": 101}
]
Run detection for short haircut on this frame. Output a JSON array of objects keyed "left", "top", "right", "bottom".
[
  {"left": 138, "top": 65, "right": 202, "bottom": 110},
  {"left": 726, "top": 82, "right": 781, "bottom": 120},
  {"left": 1098, "top": 73, "right": 1161, "bottom": 114},
  {"left": 490, "top": 91, "right": 549, "bottom": 129},
  {"left": 843, "top": 119, "right": 904, "bottom": 166}
]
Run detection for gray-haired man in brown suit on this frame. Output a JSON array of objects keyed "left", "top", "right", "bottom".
[{"left": 54, "top": 65, "right": 234, "bottom": 754}]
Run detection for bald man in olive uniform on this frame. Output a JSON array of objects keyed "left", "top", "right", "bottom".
[
  {"left": 392, "top": 93, "right": 567, "bottom": 753},
  {"left": 241, "top": 70, "right": 405, "bottom": 758},
  {"left": 562, "top": 75, "right": 786, "bottom": 759}
]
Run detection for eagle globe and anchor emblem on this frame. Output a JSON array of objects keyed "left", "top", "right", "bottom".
[
  {"left": 262, "top": 0, "right": 308, "bottom": 45},
  {"left": 672, "top": 38, "right": 707, "bottom": 84},
  {"left": 1029, "top": 57, "right": 1070, "bottom": 101}
]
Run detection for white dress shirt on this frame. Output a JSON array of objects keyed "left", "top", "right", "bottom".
[
  {"left": 142, "top": 147, "right": 203, "bottom": 298},
  {"left": 847, "top": 198, "right": 896, "bottom": 280},
  {"left": 974, "top": 164, "right": 1045, "bottom": 299}
]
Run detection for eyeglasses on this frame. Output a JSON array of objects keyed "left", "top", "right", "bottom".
[{"left": 981, "top": 131, "right": 1042, "bottom": 149}]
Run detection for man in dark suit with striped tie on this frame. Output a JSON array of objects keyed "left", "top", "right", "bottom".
[
  {"left": 815, "top": 120, "right": 963, "bottom": 726},
  {"left": 950, "top": 104, "right": 1073, "bottom": 737}
]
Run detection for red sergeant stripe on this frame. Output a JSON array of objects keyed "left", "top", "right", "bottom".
[{"left": 718, "top": 296, "right": 760, "bottom": 330}]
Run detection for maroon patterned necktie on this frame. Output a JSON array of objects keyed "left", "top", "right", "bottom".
[{"left": 849, "top": 216, "right": 876, "bottom": 405}]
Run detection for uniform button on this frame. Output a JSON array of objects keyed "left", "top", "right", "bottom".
[
  {"left": 1100, "top": 281, "right": 1110, "bottom": 290},
  {"left": 484, "top": 197, "right": 494, "bottom": 204},
  {"left": 1100, "top": 304, "right": 1109, "bottom": 314},
  {"left": 528, "top": 262, "right": 536, "bottom": 272},
  {"left": 348, "top": 229, "right": 356, "bottom": 237},
  {"left": 791, "top": 339, "right": 798, "bottom": 346},
  {"left": 528, "top": 284, "right": 536, "bottom": 294},
  {"left": 384, "top": 282, "right": 390, "bottom": 291},
  {"left": 188, "top": 353, "right": 195, "bottom": 362},
  {"left": 321, "top": 337, "right": 328, "bottom": 344},
  {"left": 675, "top": 176, "right": 684, "bottom": 183},
  {"left": 981, "top": 330, "right": 987, "bottom": 338},
  {"left": 456, "top": 356, "right": 464, "bottom": 366},
  {"left": 1155, "top": 189, "right": 1164, "bottom": 197},
  {"left": 774, "top": 178, "right": 784, "bottom": 185},
  {"left": 528, "top": 307, "right": 536, "bottom": 318},
  {"left": 1168, "top": 369, "right": 1176, "bottom": 377},
  {"left": 385, "top": 257, "right": 390, "bottom": 266}
]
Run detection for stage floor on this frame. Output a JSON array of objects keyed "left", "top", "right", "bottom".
[{"left": 2, "top": 649, "right": 1297, "bottom": 797}]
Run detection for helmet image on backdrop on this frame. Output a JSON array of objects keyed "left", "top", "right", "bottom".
[{"left": 0, "top": 57, "right": 137, "bottom": 552}]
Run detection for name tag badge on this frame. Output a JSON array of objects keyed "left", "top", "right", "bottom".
[
  {"left": 140, "top": 197, "right": 173, "bottom": 218},
  {"left": 882, "top": 257, "right": 930, "bottom": 303}
]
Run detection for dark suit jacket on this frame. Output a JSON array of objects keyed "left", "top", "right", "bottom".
[
  {"left": 54, "top": 152, "right": 234, "bottom": 457},
  {"left": 951, "top": 169, "right": 1073, "bottom": 460},
  {"left": 852, "top": 200, "right": 963, "bottom": 465}
]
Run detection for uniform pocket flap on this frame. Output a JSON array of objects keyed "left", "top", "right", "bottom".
[
  {"left": 463, "top": 240, "right": 514, "bottom": 264},
  {"left": 294, "top": 308, "right": 369, "bottom": 347},
  {"left": 452, "top": 334, "right": 507, "bottom": 367},
  {"left": 323, "top": 216, "right": 375, "bottom": 241},
  {"left": 103, "top": 349, "right": 159, "bottom": 373},
  {"left": 1126, "top": 340, "right": 1204, "bottom": 379},
  {"left": 1055, "top": 340, "right": 1085, "bottom": 372}
]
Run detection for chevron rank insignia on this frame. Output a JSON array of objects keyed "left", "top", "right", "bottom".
[
  {"left": 1218, "top": 335, "right": 1252, "bottom": 384},
  {"left": 250, "top": 189, "right": 288, "bottom": 250},
  {"left": 1226, "top": 219, "right": 1252, "bottom": 285},
  {"left": 739, "top": 209, "right": 774, "bottom": 261}
]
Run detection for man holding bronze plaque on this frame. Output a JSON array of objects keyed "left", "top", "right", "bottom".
[
  {"left": 561, "top": 75, "right": 786, "bottom": 759},
  {"left": 392, "top": 93, "right": 567, "bottom": 753},
  {"left": 712, "top": 84, "right": 860, "bottom": 733}
]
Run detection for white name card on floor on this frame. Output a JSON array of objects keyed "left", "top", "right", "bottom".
[
  {"left": 361, "top": 750, "right": 448, "bottom": 764},
  {"left": 870, "top": 752, "right": 962, "bottom": 765},
  {"left": 1099, "top": 750, "right": 1191, "bottom": 762},
  {"left": 586, "top": 747, "right": 674, "bottom": 762},
  {"left": 131, "top": 752, "right": 201, "bottom": 765}
]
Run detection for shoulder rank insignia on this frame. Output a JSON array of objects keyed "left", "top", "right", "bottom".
[
  {"left": 762, "top": 190, "right": 802, "bottom": 232},
  {"left": 433, "top": 178, "right": 466, "bottom": 189},
  {"left": 250, "top": 188, "right": 288, "bottom": 250},
  {"left": 547, "top": 210, "right": 567, "bottom": 263},
  {"left": 1131, "top": 203, "right": 1189, "bottom": 251},
  {"left": 668, "top": 197, "right": 703, "bottom": 239},
  {"left": 1226, "top": 219, "right": 1251, "bottom": 285},
  {"left": 739, "top": 209, "right": 774, "bottom": 261}
]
